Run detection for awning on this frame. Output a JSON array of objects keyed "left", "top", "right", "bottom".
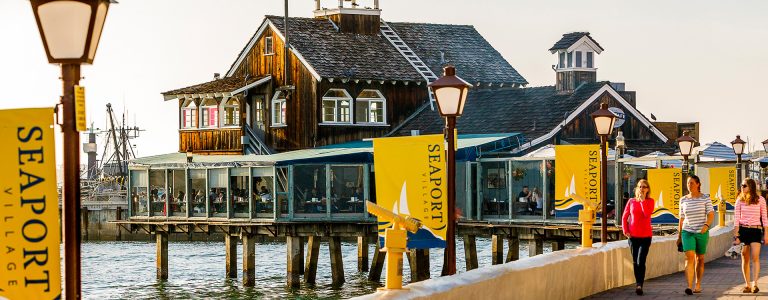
[
  {"left": 693, "top": 141, "right": 752, "bottom": 161},
  {"left": 161, "top": 75, "right": 271, "bottom": 101}
]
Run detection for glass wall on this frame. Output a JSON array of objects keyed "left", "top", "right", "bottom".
[
  {"left": 149, "top": 169, "right": 166, "bottom": 216},
  {"left": 252, "top": 167, "right": 275, "bottom": 218},
  {"left": 130, "top": 170, "right": 148, "bottom": 217},
  {"left": 168, "top": 169, "right": 187, "bottom": 217},
  {"left": 480, "top": 161, "right": 510, "bottom": 219},
  {"left": 545, "top": 160, "right": 556, "bottom": 219},
  {"left": 455, "top": 162, "right": 467, "bottom": 220},
  {"left": 330, "top": 165, "right": 364, "bottom": 214},
  {"left": 208, "top": 168, "right": 228, "bottom": 218},
  {"left": 230, "top": 168, "right": 249, "bottom": 218},
  {"left": 293, "top": 165, "right": 327, "bottom": 215},
  {"left": 509, "top": 161, "right": 544, "bottom": 218},
  {"left": 276, "top": 167, "right": 289, "bottom": 216},
  {"left": 189, "top": 169, "right": 207, "bottom": 217}
]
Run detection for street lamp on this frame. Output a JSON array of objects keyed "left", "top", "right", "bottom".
[
  {"left": 732, "top": 135, "right": 746, "bottom": 185},
  {"left": 590, "top": 102, "right": 616, "bottom": 244},
  {"left": 30, "top": 1, "right": 114, "bottom": 299},
  {"left": 676, "top": 130, "right": 696, "bottom": 199},
  {"left": 429, "top": 65, "right": 471, "bottom": 276},
  {"left": 614, "top": 131, "right": 625, "bottom": 219}
]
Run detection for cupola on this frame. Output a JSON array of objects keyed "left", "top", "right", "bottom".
[
  {"left": 314, "top": 0, "right": 381, "bottom": 35},
  {"left": 549, "top": 32, "right": 604, "bottom": 93}
]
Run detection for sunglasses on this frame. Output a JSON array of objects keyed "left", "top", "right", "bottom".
[
  {"left": 638, "top": 186, "right": 649, "bottom": 189},
  {"left": 741, "top": 184, "right": 748, "bottom": 188}
]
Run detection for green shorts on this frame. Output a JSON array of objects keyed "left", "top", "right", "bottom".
[{"left": 681, "top": 230, "right": 709, "bottom": 254}]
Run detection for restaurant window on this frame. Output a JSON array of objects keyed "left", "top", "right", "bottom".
[
  {"left": 181, "top": 99, "right": 197, "bottom": 129},
  {"left": 189, "top": 169, "right": 207, "bottom": 217},
  {"left": 222, "top": 98, "right": 240, "bottom": 127},
  {"left": 293, "top": 165, "right": 327, "bottom": 215},
  {"left": 276, "top": 167, "right": 289, "bottom": 215},
  {"left": 167, "top": 169, "right": 187, "bottom": 217},
  {"left": 130, "top": 170, "right": 148, "bottom": 217},
  {"left": 252, "top": 167, "right": 275, "bottom": 218},
  {"left": 231, "top": 168, "right": 249, "bottom": 218},
  {"left": 586, "top": 52, "right": 594, "bottom": 68},
  {"left": 208, "top": 169, "right": 228, "bottom": 218},
  {"left": 200, "top": 98, "right": 218, "bottom": 128},
  {"left": 330, "top": 165, "right": 364, "bottom": 214},
  {"left": 322, "top": 89, "right": 351, "bottom": 123},
  {"left": 149, "top": 169, "right": 166, "bottom": 216},
  {"left": 264, "top": 36, "right": 274, "bottom": 55},
  {"left": 271, "top": 91, "right": 286, "bottom": 126},
  {"left": 575, "top": 51, "right": 582, "bottom": 68},
  {"left": 355, "top": 89, "right": 386, "bottom": 124}
]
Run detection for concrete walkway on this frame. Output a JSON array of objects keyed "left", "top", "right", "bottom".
[{"left": 587, "top": 245, "right": 768, "bottom": 299}]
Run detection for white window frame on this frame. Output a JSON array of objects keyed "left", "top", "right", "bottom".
[
  {"left": 220, "top": 98, "right": 240, "bottom": 128},
  {"left": 180, "top": 99, "right": 198, "bottom": 129},
  {"left": 271, "top": 91, "right": 287, "bottom": 127},
  {"left": 264, "top": 36, "right": 274, "bottom": 55},
  {"left": 355, "top": 89, "right": 387, "bottom": 124},
  {"left": 321, "top": 89, "right": 352, "bottom": 124},
  {"left": 200, "top": 98, "right": 219, "bottom": 129}
]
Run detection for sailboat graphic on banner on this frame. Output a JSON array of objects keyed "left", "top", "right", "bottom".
[
  {"left": 556, "top": 175, "right": 580, "bottom": 210},
  {"left": 652, "top": 190, "right": 674, "bottom": 219},
  {"left": 381, "top": 182, "right": 446, "bottom": 248}
]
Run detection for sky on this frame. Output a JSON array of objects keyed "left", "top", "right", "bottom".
[{"left": 1, "top": 0, "right": 767, "bottom": 166}]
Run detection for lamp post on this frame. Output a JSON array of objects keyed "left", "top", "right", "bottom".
[
  {"left": 614, "top": 131, "right": 625, "bottom": 220},
  {"left": 762, "top": 139, "right": 768, "bottom": 189},
  {"left": 429, "top": 65, "right": 470, "bottom": 276},
  {"left": 30, "top": 1, "right": 113, "bottom": 299},
  {"left": 676, "top": 131, "right": 697, "bottom": 223},
  {"left": 731, "top": 135, "right": 746, "bottom": 186},
  {"left": 590, "top": 102, "right": 616, "bottom": 244}
]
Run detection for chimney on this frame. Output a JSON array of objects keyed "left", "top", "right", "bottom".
[
  {"left": 314, "top": 0, "right": 382, "bottom": 35},
  {"left": 213, "top": 73, "right": 221, "bottom": 80}
]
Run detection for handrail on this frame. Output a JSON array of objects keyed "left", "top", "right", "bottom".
[{"left": 243, "top": 125, "right": 273, "bottom": 155}]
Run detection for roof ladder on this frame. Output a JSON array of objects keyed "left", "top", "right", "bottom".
[{"left": 380, "top": 20, "right": 438, "bottom": 110}]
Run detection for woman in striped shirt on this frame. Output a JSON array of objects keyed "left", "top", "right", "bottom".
[
  {"left": 733, "top": 178, "right": 768, "bottom": 293},
  {"left": 677, "top": 174, "right": 714, "bottom": 295}
]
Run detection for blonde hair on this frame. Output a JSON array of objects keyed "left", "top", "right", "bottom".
[{"left": 635, "top": 179, "right": 651, "bottom": 200}]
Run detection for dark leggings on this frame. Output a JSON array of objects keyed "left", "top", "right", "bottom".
[{"left": 628, "top": 237, "right": 652, "bottom": 286}]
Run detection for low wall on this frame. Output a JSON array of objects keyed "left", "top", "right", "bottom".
[{"left": 356, "top": 224, "right": 734, "bottom": 300}]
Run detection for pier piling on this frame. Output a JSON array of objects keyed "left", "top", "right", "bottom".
[
  {"left": 242, "top": 233, "right": 256, "bottom": 287},
  {"left": 329, "top": 237, "right": 345, "bottom": 286},
  {"left": 226, "top": 234, "right": 238, "bottom": 278},
  {"left": 287, "top": 236, "right": 303, "bottom": 287},
  {"left": 407, "top": 249, "right": 430, "bottom": 282},
  {"left": 491, "top": 234, "right": 504, "bottom": 265},
  {"left": 528, "top": 238, "right": 543, "bottom": 257},
  {"left": 551, "top": 239, "right": 565, "bottom": 251},
  {"left": 156, "top": 231, "right": 168, "bottom": 280},
  {"left": 304, "top": 236, "right": 320, "bottom": 285},
  {"left": 368, "top": 240, "right": 385, "bottom": 282},
  {"left": 463, "top": 234, "right": 478, "bottom": 270},
  {"left": 506, "top": 237, "right": 519, "bottom": 262},
  {"left": 357, "top": 235, "right": 369, "bottom": 272}
]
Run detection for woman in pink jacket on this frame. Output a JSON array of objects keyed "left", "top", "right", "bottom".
[
  {"left": 621, "top": 179, "right": 655, "bottom": 295},
  {"left": 733, "top": 178, "right": 768, "bottom": 293}
]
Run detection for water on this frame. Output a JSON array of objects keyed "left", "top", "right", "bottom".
[{"left": 72, "top": 237, "right": 574, "bottom": 299}]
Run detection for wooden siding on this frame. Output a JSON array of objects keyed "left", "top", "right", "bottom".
[
  {"left": 559, "top": 91, "right": 656, "bottom": 143},
  {"left": 325, "top": 14, "right": 380, "bottom": 35},
  {"left": 180, "top": 128, "right": 243, "bottom": 153},
  {"left": 557, "top": 71, "right": 596, "bottom": 93}
]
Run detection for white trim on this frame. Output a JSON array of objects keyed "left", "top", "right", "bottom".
[
  {"left": 318, "top": 123, "right": 390, "bottom": 127},
  {"left": 511, "top": 84, "right": 668, "bottom": 154},
  {"left": 322, "top": 89, "right": 353, "bottom": 123},
  {"left": 566, "top": 36, "right": 604, "bottom": 54},
  {"left": 220, "top": 97, "right": 240, "bottom": 127},
  {"left": 271, "top": 91, "right": 287, "bottom": 126},
  {"left": 231, "top": 75, "right": 272, "bottom": 96},
  {"left": 226, "top": 19, "right": 322, "bottom": 82},
  {"left": 355, "top": 89, "right": 387, "bottom": 124},
  {"left": 313, "top": 8, "right": 382, "bottom": 17},
  {"left": 556, "top": 67, "right": 598, "bottom": 72}
]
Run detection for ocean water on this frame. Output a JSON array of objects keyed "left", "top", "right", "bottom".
[{"left": 71, "top": 237, "right": 571, "bottom": 299}]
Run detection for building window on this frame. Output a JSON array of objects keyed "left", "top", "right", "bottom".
[
  {"left": 271, "top": 91, "right": 287, "bottom": 126},
  {"left": 559, "top": 52, "right": 565, "bottom": 68},
  {"left": 575, "top": 51, "right": 582, "bottom": 68},
  {"left": 322, "top": 89, "right": 352, "bottom": 123},
  {"left": 355, "top": 89, "right": 386, "bottom": 124},
  {"left": 181, "top": 99, "right": 198, "bottom": 129},
  {"left": 200, "top": 98, "right": 218, "bottom": 128},
  {"left": 255, "top": 100, "right": 264, "bottom": 123},
  {"left": 567, "top": 52, "right": 573, "bottom": 68},
  {"left": 586, "top": 52, "right": 594, "bottom": 68},
  {"left": 221, "top": 98, "right": 240, "bottom": 127},
  {"left": 264, "top": 36, "right": 274, "bottom": 55}
]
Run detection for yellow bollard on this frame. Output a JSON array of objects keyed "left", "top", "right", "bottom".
[
  {"left": 718, "top": 200, "right": 726, "bottom": 227},
  {"left": 578, "top": 208, "right": 595, "bottom": 248},
  {"left": 381, "top": 227, "right": 407, "bottom": 290}
]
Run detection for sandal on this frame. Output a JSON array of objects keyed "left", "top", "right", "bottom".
[
  {"left": 693, "top": 288, "right": 701, "bottom": 293},
  {"left": 742, "top": 286, "right": 752, "bottom": 293},
  {"left": 753, "top": 285, "right": 759, "bottom": 293},
  {"left": 685, "top": 288, "right": 693, "bottom": 295}
]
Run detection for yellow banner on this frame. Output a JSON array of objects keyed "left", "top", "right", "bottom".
[
  {"left": 373, "top": 134, "right": 447, "bottom": 249},
  {"left": 0, "top": 108, "right": 61, "bottom": 299},
  {"left": 709, "top": 167, "right": 737, "bottom": 207},
  {"left": 647, "top": 168, "right": 683, "bottom": 222},
  {"left": 554, "top": 145, "right": 601, "bottom": 217}
]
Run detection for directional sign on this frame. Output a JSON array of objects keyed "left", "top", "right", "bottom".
[{"left": 608, "top": 107, "right": 625, "bottom": 128}]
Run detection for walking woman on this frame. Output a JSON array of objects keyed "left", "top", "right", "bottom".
[
  {"left": 621, "top": 179, "right": 655, "bottom": 295},
  {"left": 677, "top": 174, "right": 714, "bottom": 295},
  {"left": 733, "top": 178, "right": 768, "bottom": 293}
]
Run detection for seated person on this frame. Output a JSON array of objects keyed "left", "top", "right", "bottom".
[
  {"left": 531, "top": 187, "right": 542, "bottom": 214},
  {"left": 259, "top": 186, "right": 272, "bottom": 201},
  {"left": 517, "top": 186, "right": 531, "bottom": 214}
]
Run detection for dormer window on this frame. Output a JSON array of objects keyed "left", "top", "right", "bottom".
[
  {"left": 322, "top": 89, "right": 352, "bottom": 123},
  {"left": 221, "top": 98, "right": 240, "bottom": 127},
  {"left": 200, "top": 98, "right": 218, "bottom": 128},
  {"left": 181, "top": 99, "right": 198, "bottom": 129},
  {"left": 355, "top": 89, "right": 386, "bottom": 124},
  {"left": 264, "top": 37, "right": 274, "bottom": 55},
  {"left": 559, "top": 52, "right": 565, "bottom": 68},
  {"left": 586, "top": 52, "right": 594, "bottom": 68},
  {"left": 271, "top": 91, "right": 287, "bottom": 126},
  {"left": 567, "top": 52, "right": 573, "bottom": 68},
  {"left": 575, "top": 51, "right": 582, "bottom": 68}
]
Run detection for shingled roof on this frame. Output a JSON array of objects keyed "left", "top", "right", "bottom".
[
  {"left": 549, "top": 32, "right": 604, "bottom": 52},
  {"left": 387, "top": 22, "right": 528, "bottom": 86},
  {"left": 162, "top": 74, "right": 270, "bottom": 97},
  {"left": 266, "top": 16, "right": 423, "bottom": 82},
  {"left": 393, "top": 82, "right": 608, "bottom": 139}
]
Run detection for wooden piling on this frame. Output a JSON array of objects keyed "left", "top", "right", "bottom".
[
  {"left": 304, "top": 236, "right": 321, "bottom": 285},
  {"left": 506, "top": 237, "right": 519, "bottom": 262},
  {"left": 225, "top": 234, "right": 238, "bottom": 278},
  {"left": 368, "top": 239, "right": 385, "bottom": 282},
  {"left": 357, "top": 235, "right": 369, "bottom": 272},
  {"left": 492, "top": 234, "right": 504, "bottom": 265},
  {"left": 528, "top": 238, "right": 543, "bottom": 257},
  {"left": 116, "top": 206, "right": 122, "bottom": 241},
  {"left": 329, "top": 236, "right": 345, "bottom": 286},
  {"left": 298, "top": 237, "right": 305, "bottom": 275},
  {"left": 287, "top": 236, "right": 303, "bottom": 288},
  {"left": 156, "top": 231, "right": 168, "bottom": 280},
  {"left": 242, "top": 233, "right": 256, "bottom": 287},
  {"left": 463, "top": 234, "right": 478, "bottom": 270},
  {"left": 407, "top": 249, "right": 430, "bottom": 282},
  {"left": 551, "top": 239, "right": 566, "bottom": 251}
]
